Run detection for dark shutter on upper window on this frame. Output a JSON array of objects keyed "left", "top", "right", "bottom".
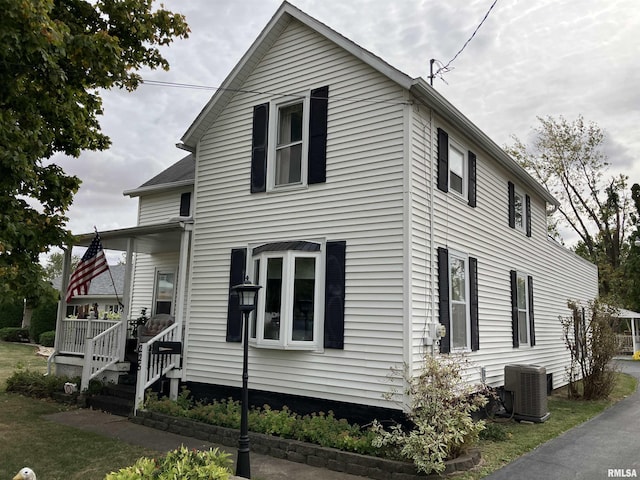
[
  {"left": 250, "top": 103, "right": 269, "bottom": 193},
  {"left": 437, "top": 247, "right": 451, "bottom": 353},
  {"left": 510, "top": 270, "right": 519, "bottom": 348},
  {"left": 508, "top": 181, "right": 516, "bottom": 228},
  {"left": 437, "top": 128, "right": 449, "bottom": 193},
  {"left": 525, "top": 194, "right": 532, "bottom": 237},
  {"left": 308, "top": 86, "right": 329, "bottom": 185},
  {"left": 468, "top": 151, "right": 477, "bottom": 207},
  {"left": 528, "top": 275, "right": 535, "bottom": 346},
  {"left": 226, "top": 248, "right": 247, "bottom": 342},
  {"left": 324, "top": 240, "right": 346, "bottom": 349},
  {"left": 469, "top": 256, "right": 479, "bottom": 351},
  {"left": 179, "top": 192, "right": 191, "bottom": 217}
]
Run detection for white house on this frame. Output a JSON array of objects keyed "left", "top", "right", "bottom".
[{"left": 53, "top": 2, "right": 598, "bottom": 420}]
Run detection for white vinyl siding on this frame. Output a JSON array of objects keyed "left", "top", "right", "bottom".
[
  {"left": 424, "top": 114, "right": 598, "bottom": 389},
  {"left": 187, "top": 19, "right": 407, "bottom": 408},
  {"left": 137, "top": 188, "right": 193, "bottom": 226}
]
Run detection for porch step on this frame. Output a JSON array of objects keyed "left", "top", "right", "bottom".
[{"left": 87, "top": 381, "right": 135, "bottom": 417}]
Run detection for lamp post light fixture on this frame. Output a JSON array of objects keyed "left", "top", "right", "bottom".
[{"left": 231, "top": 277, "right": 261, "bottom": 479}]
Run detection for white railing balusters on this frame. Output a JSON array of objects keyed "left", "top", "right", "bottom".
[{"left": 80, "top": 321, "right": 122, "bottom": 391}]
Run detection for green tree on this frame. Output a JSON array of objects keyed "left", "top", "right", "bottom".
[
  {"left": 43, "top": 251, "right": 80, "bottom": 282},
  {"left": 507, "top": 115, "right": 631, "bottom": 301},
  {"left": 0, "top": 0, "right": 189, "bottom": 302}
]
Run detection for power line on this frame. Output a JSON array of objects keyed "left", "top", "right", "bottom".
[{"left": 429, "top": 0, "right": 499, "bottom": 86}]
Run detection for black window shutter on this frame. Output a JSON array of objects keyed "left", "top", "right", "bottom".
[
  {"left": 437, "top": 247, "right": 451, "bottom": 353},
  {"left": 469, "top": 257, "right": 479, "bottom": 351},
  {"left": 528, "top": 275, "right": 536, "bottom": 346},
  {"left": 508, "top": 181, "right": 516, "bottom": 228},
  {"left": 226, "top": 248, "right": 247, "bottom": 342},
  {"left": 179, "top": 192, "right": 191, "bottom": 217},
  {"left": 437, "top": 128, "right": 449, "bottom": 193},
  {"left": 510, "top": 270, "right": 519, "bottom": 348},
  {"left": 250, "top": 103, "right": 269, "bottom": 193},
  {"left": 468, "top": 151, "right": 477, "bottom": 207},
  {"left": 308, "top": 86, "right": 329, "bottom": 185},
  {"left": 324, "top": 240, "right": 346, "bottom": 349},
  {"left": 525, "top": 194, "right": 532, "bottom": 237}
]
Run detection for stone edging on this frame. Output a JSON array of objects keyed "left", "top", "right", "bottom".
[{"left": 132, "top": 411, "right": 481, "bottom": 479}]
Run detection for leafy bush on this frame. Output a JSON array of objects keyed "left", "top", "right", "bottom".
[
  {"left": 144, "top": 389, "right": 379, "bottom": 456},
  {"left": 561, "top": 299, "right": 618, "bottom": 400},
  {"left": 38, "top": 330, "right": 56, "bottom": 347},
  {"left": 0, "top": 327, "right": 30, "bottom": 342},
  {"left": 105, "top": 445, "right": 231, "bottom": 480},
  {"left": 0, "top": 300, "right": 24, "bottom": 328},
  {"left": 30, "top": 297, "right": 58, "bottom": 343},
  {"left": 371, "top": 354, "right": 487, "bottom": 475},
  {"left": 5, "top": 369, "right": 78, "bottom": 398}
]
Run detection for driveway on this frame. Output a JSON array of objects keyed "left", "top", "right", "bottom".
[{"left": 485, "top": 360, "right": 640, "bottom": 480}]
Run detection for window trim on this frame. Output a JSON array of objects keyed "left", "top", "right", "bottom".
[
  {"left": 448, "top": 250, "right": 471, "bottom": 351},
  {"left": 248, "top": 240, "right": 325, "bottom": 350},
  {"left": 448, "top": 138, "right": 467, "bottom": 198},
  {"left": 515, "top": 271, "right": 530, "bottom": 346},
  {"left": 267, "top": 93, "right": 311, "bottom": 191},
  {"left": 153, "top": 268, "right": 177, "bottom": 316}
]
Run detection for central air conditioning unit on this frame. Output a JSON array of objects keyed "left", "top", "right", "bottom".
[{"left": 503, "top": 364, "right": 551, "bottom": 423}]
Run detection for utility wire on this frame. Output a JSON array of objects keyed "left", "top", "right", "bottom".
[{"left": 430, "top": 0, "right": 498, "bottom": 85}]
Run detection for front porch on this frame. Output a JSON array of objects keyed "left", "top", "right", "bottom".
[{"left": 51, "top": 220, "right": 193, "bottom": 414}]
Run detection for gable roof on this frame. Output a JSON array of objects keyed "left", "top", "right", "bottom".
[
  {"left": 179, "top": 1, "right": 558, "bottom": 206},
  {"left": 124, "top": 154, "right": 195, "bottom": 197},
  {"left": 52, "top": 264, "right": 125, "bottom": 297}
]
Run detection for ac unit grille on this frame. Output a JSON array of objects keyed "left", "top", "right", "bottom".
[{"left": 504, "top": 364, "right": 550, "bottom": 422}]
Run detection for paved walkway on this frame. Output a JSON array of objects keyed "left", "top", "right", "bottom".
[
  {"left": 486, "top": 359, "right": 640, "bottom": 480},
  {"left": 44, "top": 408, "right": 368, "bottom": 480}
]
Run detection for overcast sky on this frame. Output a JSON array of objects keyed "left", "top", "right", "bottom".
[{"left": 51, "top": 0, "right": 640, "bottom": 260}]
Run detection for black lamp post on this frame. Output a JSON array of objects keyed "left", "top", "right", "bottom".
[{"left": 231, "top": 278, "right": 261, "bottom": 479}]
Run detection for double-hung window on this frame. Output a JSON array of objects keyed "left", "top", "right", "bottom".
[
  {"left": 436, "top": 128, "right": 477, "bottom": 207},
  {"left": 449, "top": 253, "right": 470, "bottom": 350},
  {"left": 438, "top": 247, "right": 479, "bottom": 353},
  {"left": 274, "top": 101, "right": 305, "bottom": 187},
  {"left": 250, "top": 86, "right": 329, "bottom": 193},
  {"left": 250, "top": 243, "right": 322, "bottom": 349},
  {"left": 510, "top": 270, "right": 535, "bottom": 347},
  {"left": 508, "top": 182, "right": 531, "bottom": 236}
]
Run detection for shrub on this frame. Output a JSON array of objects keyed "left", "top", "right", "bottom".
[
  {"left": 5, "top": 369, "right": 80, "bottom": 398},
  {"left": 0, "top": 327, "right": 30, "bottom": 342},
  {"left": 144, "top": 390, "right": 379, "bottom": 456},
  {"left": 0, "top": 300, "right": 24, "bottom": 328},
  {"left": 105, "top": 445, "right": 232, "bottom": 480},
  {"left": 560, "top": 299, "right": 618, "bottom": 400},
  {"left": 371, "top": 354, "right": 487, "bottom": 475},
  {"left": 30, "top": 297, "right": 58, "bottom": 343},
  {"left": 39, "top": 331, "right": 55, "bottom": 347}
]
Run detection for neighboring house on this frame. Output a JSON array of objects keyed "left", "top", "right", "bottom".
[
  {"left": 53, "top": 264, "right": 125, "bottom": 318},
  {"left": 52, "top": 2, "right": 598, "bottom": 420}
]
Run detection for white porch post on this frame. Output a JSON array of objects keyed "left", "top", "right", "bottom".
[
  {"left": 632, "top": 317, "right": 639, "bottom": 353},
  {"left": 118, "top": 238, "right": 135, "bottom": 362},
  {"left": 168, "top": 222, "right": 192, "bottom": 400}
]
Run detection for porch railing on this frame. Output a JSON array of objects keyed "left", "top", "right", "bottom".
[
  {"left": 135, "top": 322, "right": 180, "bottom": 414},
  {"left": 80, "top": 321, "right": 123, "bottom": 391},
  {"left": 617, "top": 334, "right": 640, "bottom": 354},
  {"left": 59, "top": 318, "right": 120, "bottom": 355}
]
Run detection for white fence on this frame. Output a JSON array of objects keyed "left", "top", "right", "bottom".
[{"left": 59, "top": 319, "right": 119, "bottom": 355}]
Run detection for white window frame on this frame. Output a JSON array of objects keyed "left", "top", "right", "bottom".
[
  {"left": 514, "top": 187, "right": 526, "bottom": 232},
  {"left": 267, "top": 92, "right": 311, "bottom": 191},
  {"left": 449, "top": 250, "right": 471, "bottom": 351},
  {"left": 153, "top": 268, "right": 177, "bottom": 316},
  {"left": 249, "top": 242, "right": 324, "bottom": 350},
  {"left": 448, "top": 138, "right": 467, "bottom": 198},
  {"left": 516, "top": 271, "right": 530, "bottom": 346}
]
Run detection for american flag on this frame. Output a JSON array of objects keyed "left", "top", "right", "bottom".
[{"left": 65, "top": 232, "right": 110, "bottom": 302}]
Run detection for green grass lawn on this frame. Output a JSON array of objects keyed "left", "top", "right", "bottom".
[
  {"left": 0, "top": 341, "right": 636, "bottom": 479},
  {"left": 0, "top": 342, "right": 157, "bottom": 480}
]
